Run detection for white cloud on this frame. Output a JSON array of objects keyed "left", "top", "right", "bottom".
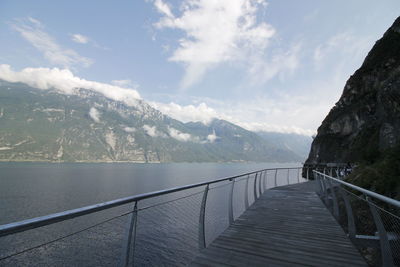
[
  {"left": 143, "top": 124, "right": 167, "bottom": 137},
  {"left": 12, "top": 17, "right": 93, "bottom": 68},
  {"left": 142, "top": 125, "right": 198, "bottom": 142},
  {"left": 141, "top": 125, "right": 204, "bottom": 142},
  {"left": 215, "top": 95, "right": 326, "bottom": 136},
  {"left": 237, "top": 122, "right": 314, "bottom": 136},
  {"left": 248, "top": 42, "right": 302, "bottom": 85},
  {"left": 148, "top": 95, "right": 325, "bottom": 136},
  {"left": 207, "top": 130, "right": 219, "bottom": 143},
  {"left": 0, "top": 64, "right": 141, "bottom": 106},
  {"left": 149, "top": 101, "right": 219, "bottom": 124},
  {"left": 143, "top": 125, "right": 157, "bottom": 137},
  {"left": 123, "top": 126, "right": 136, "bottom": 133},
  {"left": 112, "top": 79, "right": 133, "bottom": 87},
  {"left": 71, "top": 34, "right": 89, "bottom": 44},
  {"left": 168, "top": 127, "right": 193, "bottom": 142},
  {"left": 313, "top": 32, "right": 373, "bottom": 70},
  {"left": 27, "top": 17, "right": 42, "bottom": 27},
  {"left": 154, "top": 0, "right": 275, "bottom": 88},
  {"left": 154, "top": 0, "right": 174, "bottom": 18},
  {"left": 89, "top": 107, "right": 101, "bottom": 123}
]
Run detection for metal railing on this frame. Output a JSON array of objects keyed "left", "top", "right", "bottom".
[
  {"left": 302, "top": 163, "right": 354, "bottom": 180},
  {"left": 0, "top": 166, "right": 307, "bottom": 266},
  {"left": 314, "top": 170, "right": 400, "bottom": 266}
]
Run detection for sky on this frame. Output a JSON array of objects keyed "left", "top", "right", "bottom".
[{"left": 0, "top": 0, "right": 399, "bottom": 136}]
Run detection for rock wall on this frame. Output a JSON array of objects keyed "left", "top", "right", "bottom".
[{"left": 306, "top": 17, "right": 400, "bottom": 165}]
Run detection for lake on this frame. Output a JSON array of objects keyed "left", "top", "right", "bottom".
[{"left": 0, "top": 162, "right": 302, "bottom": 266}]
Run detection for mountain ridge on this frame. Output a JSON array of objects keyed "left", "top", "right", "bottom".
[{"left": 0, "top": 80, "right": 308, "bottom": 163}]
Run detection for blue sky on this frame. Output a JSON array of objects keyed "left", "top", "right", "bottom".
[{"left": 0, "top": 0, "right": 399, "bottom": 135}]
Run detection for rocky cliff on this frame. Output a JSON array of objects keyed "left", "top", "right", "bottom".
[{"left": 306, "top": 16, "right": 400, "bottom": 165}]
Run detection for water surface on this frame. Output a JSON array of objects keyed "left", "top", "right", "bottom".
[
  {"left": 0, "top": 162, "right": 299, "bottom": 223},
  {"left": 0, "top": 162, "right": 301, "bottom": 266}
]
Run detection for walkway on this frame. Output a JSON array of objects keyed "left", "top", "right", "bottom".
[{"left": 190, "top": 181, "right": 366, "bottom": 266}]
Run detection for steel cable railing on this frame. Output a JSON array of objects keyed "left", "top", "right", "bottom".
[
  {"left": 303, "top": 163, "right": 353, "bottom": 180},
  {"left": 0, "top": 166, "right": 307, "bottom": 266},
  {"left": 314, "top": 170, "right": 400, "bottom": 267}
]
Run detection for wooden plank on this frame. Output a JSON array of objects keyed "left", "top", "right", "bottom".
[{"left": 190, "top": 181, "right": 366, "bottom": 266}]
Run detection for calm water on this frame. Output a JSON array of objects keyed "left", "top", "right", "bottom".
[{"left": 0, "top": 162, "right": 301, "bottom": 266}]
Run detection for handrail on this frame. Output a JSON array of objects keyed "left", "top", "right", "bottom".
[
  {"left": 313, "top": 170, "right": 400, "bottom": 208},
  {"left": 0, "top": 166, "right": 302, "bottom": 238},
  {"left": 313, "top": 170, "right": 399, "bottom": 266}
]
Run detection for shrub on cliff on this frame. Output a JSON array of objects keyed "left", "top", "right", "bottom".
[{"left": 346, "top": 144, "right": 400, "bottom": 200}]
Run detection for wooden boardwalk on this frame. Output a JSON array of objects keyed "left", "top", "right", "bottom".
[{"left": 190, "top": 181, "right": 366, "bottom": 267}]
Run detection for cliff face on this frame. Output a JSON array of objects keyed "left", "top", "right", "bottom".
[{"left": 306, "top": 17, "right": 400, "bottom": 165}]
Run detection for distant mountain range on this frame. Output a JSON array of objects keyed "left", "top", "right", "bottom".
[{"left": 0, "top": 80, "right": 311, "bottom": 162}]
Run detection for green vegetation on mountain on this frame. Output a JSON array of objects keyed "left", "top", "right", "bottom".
[{"left": 346, "top": 144, "right": 400, "bottom": 200}]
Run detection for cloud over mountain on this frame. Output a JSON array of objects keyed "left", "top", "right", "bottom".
[
  {"left": 89, "top": 107, "right": 101, "bottom": 123},
  {"left": 149, "top": 101, "right": 219, "bottom": 124},
  {"left": 168, "top": 127, "right": 193, "bottom": 142},
  {"left": 0, "top": 64, "right": 141, "bottom": 106}
]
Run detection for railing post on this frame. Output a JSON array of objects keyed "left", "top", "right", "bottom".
[
  {"left": 317, "top": 172, "right": 323, "bottom": 194},
  {"left": 306, "top": 167, "right": 309, "bottom": 180},
  {"left": 274, "top": 169, "right": 278, "bottom": 187},
  {"left": 258, "top": 171, "right": 262, "bottom": 196},
  {"left": 265, "top": 170, "right": 268, "bottom": 189},
  {"left": 120, "top": 201, "right": 138, "bottom": 267},
  {"left": 297, "top": 168, "right": 300, "bottom": 183},
  {"left": 254, "top": 173, "right": 258, "bottom": 200},
  {"left": 322, "top": 176, "right": 329, "bottom": 203},
  {"left": 320, "top": 174, "right": 325, "bottom": 194},
  {"left": 366, "top": 196, "right": 394, "bottom": 267},
  {"left": 315, "top": 172, "right": 322, "bottom": 194},
  {"left": 228, "top": 179, "right": 235, "bottom": 225},
  {"left": 263, "top": 170, "right": 267, "bottom": 191},
  {"left": 339, "top": 187, "right": 356, "bottom": 240},
  {"left": 198, "top": 184, "right": 209, "bottom": 250},
  {"left": 286, "top": 169, "right": 290, "bottom": 185},
  {"left": 245, "top": 174, "right": 250, "bottom": 209},
  {"left": 319, "top": 174, "right": 327, "bottom": 201},
  {"left": 327, "top": 178, "right": 339, "bottom": 218}
]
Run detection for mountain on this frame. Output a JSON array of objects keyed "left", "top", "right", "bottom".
[
  {"left": 0, "top": 80, "right": 302, "bottom": 163},
  {"left": 306, "top": 16, "right": 400, "bottom": 165},
  {"left": 257, "top": 132, "right": 312, "bottom": 161},
  {"left": 305, "top": 17, "right": 400, "bottom": 198}
]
